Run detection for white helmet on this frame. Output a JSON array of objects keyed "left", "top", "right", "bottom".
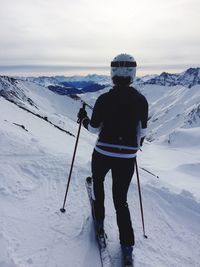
[{"left": 111, "top": 53, "right": 137, "bottom": 84}]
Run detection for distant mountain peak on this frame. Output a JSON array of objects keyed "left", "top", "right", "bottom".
[{"left": 136, "top": 67, "right": 200, "bottom": 88}]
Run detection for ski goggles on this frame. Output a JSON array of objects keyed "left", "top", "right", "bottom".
[{"left": 111, "top": 61, "right": 137, "bottom": 67}]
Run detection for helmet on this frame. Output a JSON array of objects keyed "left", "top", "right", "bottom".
[{"left": 111, "top": 53, "right": 137, "bottom": 85}]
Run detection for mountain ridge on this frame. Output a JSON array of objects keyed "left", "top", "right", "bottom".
[
  {"left": 16, "top": 67, "right": 200, "bottom": 88},
  {"left": 138, "top": 67, "right": 200, "bottom": 88}
]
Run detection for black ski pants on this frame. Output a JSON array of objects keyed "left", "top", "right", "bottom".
[{"left": 92, "top": 149, "right": 135, "bottom": 246}]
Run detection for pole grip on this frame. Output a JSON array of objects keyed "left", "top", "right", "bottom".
[{"left": 77, "top": 102, "right": 86, "bottom": 123}]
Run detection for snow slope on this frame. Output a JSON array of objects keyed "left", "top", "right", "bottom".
[
  {"left": 0, "top": 97, "right": 97, "bottom": 267},
  {"left": 0, "top": 76, "right": 85, "bottom": 122},
  {"left": 138, "top": 84, "right": 200, "bottom": 144},
  {"left": 0, "top": 75, "right": 200, "bottom": 267}
]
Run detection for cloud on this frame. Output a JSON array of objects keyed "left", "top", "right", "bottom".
[{"left": 0, "top": 0, "right": 199, "bottom": 74}]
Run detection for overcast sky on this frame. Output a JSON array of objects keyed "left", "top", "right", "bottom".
[{"left": 0, "top": 0, "right": 199, "bottom": 76}]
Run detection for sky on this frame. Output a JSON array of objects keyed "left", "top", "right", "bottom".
[{"left": 0, "top": 0, "right": 199, "bottom": 77}]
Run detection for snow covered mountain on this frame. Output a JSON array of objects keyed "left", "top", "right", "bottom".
[
  {"left": 19, "top": 75, "right": 110, "bottom": 97},
  {"left": 137, "top": 67, "right": 200, "bottom": 88},
  {"left": 22, "top": 67, "right": 200, "bottom": 92},
  {"left": 0, "top": 76, "right": 39, "bottom": 108},
  {"left": 0, "top": 72, "right": 200, "bottom": 267},
  {"left": 23, "top": 74, "right": 111, "bottom": 86},
  {"left": 138, "top": 84, "right": 200, "bottom": 145},
  {"left": 20, "top": 74, "right": 111, "bottom": 92},
  {"left": 0, "top": 75, "right": 90, "bottom": 136}
]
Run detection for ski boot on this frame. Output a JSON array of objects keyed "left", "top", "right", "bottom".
[{"left": 121, "top": 245, "right": 134, "bottom": 267}]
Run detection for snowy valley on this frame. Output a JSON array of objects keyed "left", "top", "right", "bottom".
[{"left": 0, "top": 68, "right": 200, "bottom": 267}]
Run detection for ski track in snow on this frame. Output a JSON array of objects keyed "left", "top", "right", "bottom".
[
  {"left": 0, "top": 151, "right": 100, "bottom": 267},
  {"left": 1, "top": 147, "right": 199, "bottom": 267}
]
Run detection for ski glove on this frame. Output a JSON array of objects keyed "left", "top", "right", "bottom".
[{"left": 77, "top": 107, "right": 88, "bottom": 122}]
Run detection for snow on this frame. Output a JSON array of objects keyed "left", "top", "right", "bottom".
[
  {"left": 136, "top": 84, "right": 200, "bottom": 143},
  {"left": 0, "top": 75, "right": 200, "bottom": 267},
  {"left": 0, "top": 97, "right": 97, "bottom": 267}
]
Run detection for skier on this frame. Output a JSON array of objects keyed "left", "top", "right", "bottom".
[{"left": 78, "top": 53, "right": 148, "bottom": 266}]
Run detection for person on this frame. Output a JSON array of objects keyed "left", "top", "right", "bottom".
[{"left": 77, "top": 53, "right": 148, "bottom": 266}]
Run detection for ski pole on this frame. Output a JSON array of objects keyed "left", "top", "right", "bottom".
[
  {"left": 140, "top": 167, "right": 159, "bottom": 179},
  {"left": 60, "top": 103, "right": 86, "bottom": 213},
  {"left": 135, "top": 158, "right": 148, "bottom": 238}
]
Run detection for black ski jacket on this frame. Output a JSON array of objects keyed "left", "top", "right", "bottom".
[{"left": 84, "top": 85, "right": 148, "bottom": 158}]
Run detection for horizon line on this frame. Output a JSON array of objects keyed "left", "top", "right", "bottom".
[{"left": 0, "top": 64, "right": 199, "bottom": 77}]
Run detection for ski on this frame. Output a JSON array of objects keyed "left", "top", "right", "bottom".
[
  {"left": 85, "top": 177, "right": 113, "bottom": 267},
  {"left": 123, "top": 260, "right": 134, "bottom": 267},
  {"left": 121, "top": 248, "right": 135, "bottom": 267},
  {"left": 124, "top": 263, "right": 134, "bottom": 267},
  {"left": 121, "top": 253, "right": 134, "bottom": 267},
  {"left": 122, "top": 255, "right": 134, "bottom": 267}
]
